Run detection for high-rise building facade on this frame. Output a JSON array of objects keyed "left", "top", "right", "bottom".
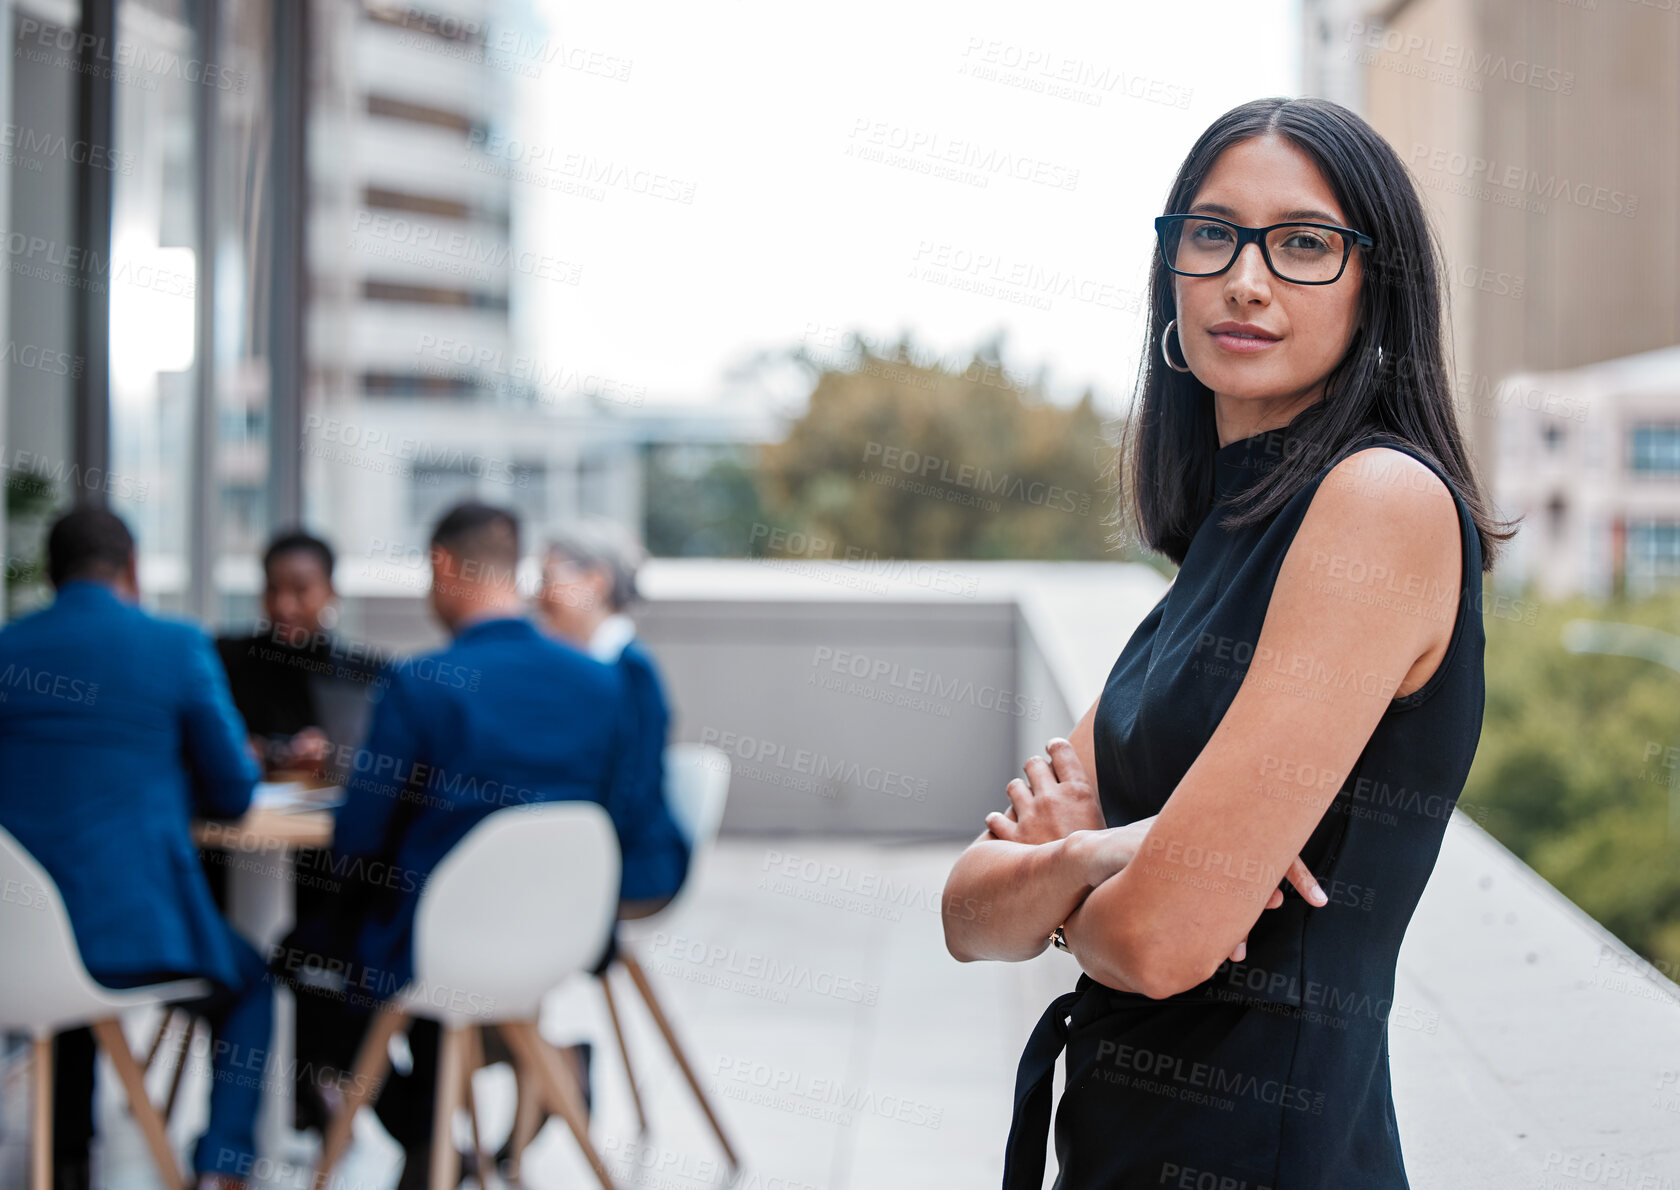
[{"left": 1303, "top": 0, "right": 1680, "bottom": 596}]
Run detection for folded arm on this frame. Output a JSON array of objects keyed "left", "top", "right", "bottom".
[
  {"left": 1061, "top": 448, "right": 1462, "bottom": 998},
  {"left": 942, "top": 707, "right": 1111, "bottom": 962},
  {"left": 941, "top": 735, "right": 1309, "bottom": 972}
]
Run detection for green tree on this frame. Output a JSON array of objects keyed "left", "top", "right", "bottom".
[
  {"left": 4, "top": 471, "right": 57, "bottom": 617},
  {"left": 644, "top": 443, "right": 766, "bottom": 557},
  {"left": 754, "top": 332, "right": 1133, "bottom": 562},
  {"left": 1462, "top": 584, "right": 1680, "bottom": 977}
]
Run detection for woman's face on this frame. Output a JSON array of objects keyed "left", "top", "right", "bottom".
[
  {"left": 1170, "top": 132, "right": 1364, "bottom": 420},
  {"left": 264, "top": 549, "right": 335, "bottom": 640},
  {"left": 538, "top": 551, "right": 612, "bottom": 644}
]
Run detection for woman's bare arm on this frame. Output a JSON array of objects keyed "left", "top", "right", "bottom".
[{"left": 1060, "top": 449, "right": 1459, "bottom": 998}]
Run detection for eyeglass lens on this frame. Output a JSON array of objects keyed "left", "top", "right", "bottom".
[{"left": 1161, "top": 217, "right": 1349, "bottom": 284}]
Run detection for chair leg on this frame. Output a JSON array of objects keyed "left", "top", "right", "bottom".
[
  {"left": 431, "top": 1024, "right": 465, "bottom": 1190},
  {"left": 505, "top": 1035, "right": 589, "bottom": 1168},
  {"left": 502, "top": 1030, "right": 543, "bottom": 1183},
  {"left": 501, "top": 1022, "right": 617, "bottom": 1190},
  {"left": 162, "top": 1017, "right": 194, "bottom": 1121},
  {"left": 620, "top": 952, "right": 739, "bottom": 1169},
  {"left": 90, "top": 1018, "right": 186, "bottom": 1190},
  {"left": 600, "top": 971, "right": 647, "bottom": 1134},
  {"left": 30, "top": 1037, "right": 51, "bottom": 1190},
  {"left": 143, "top": 1007, "right": 177, "bottom": 1071},
  {"left": 460, "top": 1025, "right": 490, "bottom": 1181},
  {"left": 313, "top": 1005, "right": 406, "bottom": 1189}
]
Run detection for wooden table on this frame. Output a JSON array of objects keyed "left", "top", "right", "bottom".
[
  {"left": 193, "top": 806, "right": 333, "bottom": 852},
  {"left": 194, "top": 802, "right": 336, "bottom": 1159}
]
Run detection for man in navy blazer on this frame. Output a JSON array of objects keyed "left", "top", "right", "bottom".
[
  {"left": 287, "top": 501, "right": 688, "bottom": 1186},
  {"left": 0, "top": 507, "right": 271, "bottom": 1189}
]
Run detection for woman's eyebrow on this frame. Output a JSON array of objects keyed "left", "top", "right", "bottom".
[{"left": 1188, "top": 201, "right": 1346, "bottom": 224}]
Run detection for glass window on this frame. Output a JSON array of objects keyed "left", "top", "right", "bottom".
[
  {"left": 304, "top": 0, "right": 526, "bottom": 600},
  {"left": 409, "top": 462, "right": 478, "bottom": 539},
  {"left": 3, "top": 1, "right": 84, "bottom": 620},
  {"left": 1629, "top": 423, "right": 1680, "bottom": 476},
  {"left": 407, "top": 458, "right": 546, "bottom": 544},
  {"left": 107, "top": 0, "right": 202, "bottom": 613},
  {"left": 210, "top": 0, "right": 277, "bottom": 628},
  {"left": 1626, "top": 520, "right": 1680, "bottom": 596},
  {"left": 507, "top": 461, "right": 546, "bottom": 531}
]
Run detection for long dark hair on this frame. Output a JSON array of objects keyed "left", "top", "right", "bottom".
[{"left": 1116, "top": 96, "right": 1518, "bottom": 570}]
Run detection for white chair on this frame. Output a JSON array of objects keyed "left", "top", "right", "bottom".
[
  {"left": 658, "top": 742, "right": 732, "bottom": 866},
  {"left": 496, "top": 744, "right": 740, "bottom": 1178},
  {"left": 598, "top": 744, "right": 738, "bottom": 1166},
  {"left": 312, "top": 801, "right": 622, "bottom": 1190},
  {"left": 0, "top": 826, "right": 209, "bottom": 1190}
]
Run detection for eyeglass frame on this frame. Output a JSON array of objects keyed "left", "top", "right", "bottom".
[{"left": 1153, "top": 213, "right": 1374, "bottom": 286}]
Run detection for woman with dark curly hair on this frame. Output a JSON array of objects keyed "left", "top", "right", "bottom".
[{"left": 943, "top": 95, "right": 1518, "bottom": 1189}]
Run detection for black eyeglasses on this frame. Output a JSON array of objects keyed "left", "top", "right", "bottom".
[{"left": 1154, "top": 214, "right": 1373, "bottom": 285}]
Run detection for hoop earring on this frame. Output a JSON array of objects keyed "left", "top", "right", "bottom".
[{"left": 1160, "top": 319, "right": 1192, "bottom": 374}]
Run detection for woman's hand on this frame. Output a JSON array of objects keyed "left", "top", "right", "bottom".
[
  {"left": 286, "top": 727, "right": 332, "bottom": 766},
  {"left": 985, "top": 738, "right": 1107, "bottom": 846}
]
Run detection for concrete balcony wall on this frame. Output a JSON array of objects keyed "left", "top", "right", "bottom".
[
  {"left": 633, "top": 560, "right": 1171, "bottom": 835},
  {"left": 332, "top": 558, "right": 1173, "bottom": 834},
  {"left": 639, "top": 597, "right": 1019, "bottom": 834}
]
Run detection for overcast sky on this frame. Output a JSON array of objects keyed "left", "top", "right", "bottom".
[{"left": 513, "top": 0, "right": 1302, "bottom": 416}]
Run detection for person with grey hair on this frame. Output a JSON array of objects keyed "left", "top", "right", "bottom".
[
  {"left": 536, "top": 520, "right": 673, "bottom": 909},
  {"left": 537, "top": 519, "right": 646, "bottom": 662},
  {"left": 460, "top": 524, "right": 675, "bottom": 1177}
]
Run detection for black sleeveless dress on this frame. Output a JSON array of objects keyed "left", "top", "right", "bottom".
[{"left": 1002, "top": 423, "right": 1487, "bottom": 1189}]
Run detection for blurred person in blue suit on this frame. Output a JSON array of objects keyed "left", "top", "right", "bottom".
[
  {"left": 0, "top": 506, "right": 272, "bottom": 1190},
  {"left": 462, "top": 522, "right": 680, "bottom": 1170},
  {"left": 537, "top": 520, "right": 674, "bottom": 866},
  {"left": 283, "top": 502, "right": 688, "bottom": 1188}
]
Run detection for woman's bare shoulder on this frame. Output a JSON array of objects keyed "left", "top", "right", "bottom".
[
  {"left": 1318, "top": 445, "right": 1459, "bottom": 539},
  {"left": 1282, "top": 444, "right": 1462, "bottom": 625}
]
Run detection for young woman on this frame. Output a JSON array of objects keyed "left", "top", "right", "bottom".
[{"left": 942, "top": 96, "right": 1517, "bottom": 1189}]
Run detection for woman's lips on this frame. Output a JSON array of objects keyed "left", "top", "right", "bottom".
[{"left": 1208, "top": 329, "right": 1281, "bottom": 354}]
